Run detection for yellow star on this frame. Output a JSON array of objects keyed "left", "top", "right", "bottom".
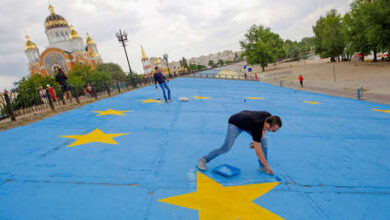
[
  {"left": 60, "top": 128, "right": 128, "bottom": 147},
  {"left": 372, "top": 109, "right": 390, "bottom": 114},
  {"left": 247, "top": 97, "right": 263, "bottom": 100},
  {"left": 193, "top": 96, "right": 210, "bottom": 99},
  {"left": 159, "top": 172, "right": 283, "bottom": 220},
  {"left": 92, "top": 109, "right": 130, "bottom": 116},
  {"left": 143, "top": 98, "right": 163, "bottom": 103},
  {"left": 304, "top": 101, "right": 320, "bottom": 104}
]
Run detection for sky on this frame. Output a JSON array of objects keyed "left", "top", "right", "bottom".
[{"left": 0, "top": 0, "right": 350, "bottom": 91}]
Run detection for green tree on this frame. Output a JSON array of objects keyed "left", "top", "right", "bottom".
[
  {"left": 181, "top": 57, "right": 188, "bottom": 68},
  {"left": 188, "top": 63, "right": 198, "bottom": 72},
  {"left": 240, "top": 25, "right": 286, "bottom": 71},
  {"left": 12, "top": 74, "right": 59, "bottom": 108},
  {"left": 67, "top": 63, "right": 112, "bottom": 92},
  {"left": 343, "top": 2, "right": 371, "bottom": 61},
  {"left": 313, "top": 9, "right": 345, "bottom": 62},
  {"left": 284, "top": 39, "right": 300, "bottom": 59},
  {"left": 298, "top": 37, "right": 315, "bottom": 57},
  {"left": 342, "top": 0, "right": 390, "bottom": 61},
  {"left": 208, "top": 60, "right": 214, "bottom": 67},
  {"left": 96, "top": 63, "right": 126, "bottom": 81},
  {"left": 217, "top": 59, "right": 224, "bottom": 66},
  {"left": 198, "top": 64, "right": 206, "bottom": 70},
  {"left": 372, "top": 0, "right": 390, "bottom": 60}
]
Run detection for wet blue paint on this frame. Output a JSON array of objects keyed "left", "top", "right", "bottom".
[{"left": 0, "top": 78, "right": 389, "bottom": 219}]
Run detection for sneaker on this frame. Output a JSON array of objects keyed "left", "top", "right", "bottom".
[
  {"left": 197, "top": 158, "right": 207, "bottom": 171},
  {"left": 258, "top": 167, "right": 266, "bottom": 173}
]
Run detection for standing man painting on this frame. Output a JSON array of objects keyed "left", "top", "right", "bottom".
[
  {"left": 154, "top": 66, "right": 172, "bottom": 102},
  {"left": 197, "top": 110, "right": 282, "bottom": 175},
  {"left": 55, "top": 67, "right": 73, "bottom": 104}
]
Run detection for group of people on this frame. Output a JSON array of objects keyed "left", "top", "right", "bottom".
[{"left": 38, "top": 67, "right": 96, "bottom": 105}]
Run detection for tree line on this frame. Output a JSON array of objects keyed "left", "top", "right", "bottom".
[
  {"left": 11, "top": 63, "right": 136, "bottom": 106},
  {"left": 314, "top": 0, "right": 389, "bottom": 62},
  {"left": 240, "top": 0, "right": 389, "bottom": 70},
  {"left": 240, "top": 25, "right": 314, "bottom": 71}
]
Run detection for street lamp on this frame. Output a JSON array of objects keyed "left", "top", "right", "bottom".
[
  {"left": 116, "top": 29, "right": 135, "bottom": 86},
  {"left": 163, "top": 53, "right": 172, "bottom": 78}
]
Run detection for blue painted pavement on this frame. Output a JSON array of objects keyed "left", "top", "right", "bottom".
[{"left": 0, "top": 78, "right": 389, "bottom": 219}]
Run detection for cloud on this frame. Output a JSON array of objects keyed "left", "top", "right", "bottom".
[{"left": 0, "top": 0, "right": 348, "bottom": 91}]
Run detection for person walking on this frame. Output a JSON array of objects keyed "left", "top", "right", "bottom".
[
  {"left": 85, "top": 83, "right": 94, "bottom": 99},
  {"left": 55, "top": 67, "right": 73, "bottom": 104},
  {"left": 46, "top": 84, "right": 58, "bottom": 103},
  {"left": 299, "top": 74, "right": 304, "bottom": 87},
  {"left": 197, "top": 110, "right": 282, "bottom": 175},
  {"left": 38, "top": 86, "right": 48, "bottom": 104},
  {"left": 153, "top": 66, "right": 172, "bottom": 102}
]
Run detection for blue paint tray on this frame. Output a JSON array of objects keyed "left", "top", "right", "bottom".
[{"left": 212, "top": 164, "right": 241, "bottom": 177}]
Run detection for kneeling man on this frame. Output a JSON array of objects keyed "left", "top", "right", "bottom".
[{"left": 197, "top": 110, "right": 282, "bottom": 175}]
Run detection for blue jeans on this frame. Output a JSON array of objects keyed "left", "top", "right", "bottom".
[
  {"left": 202, "top": 123, "right": 268, "bottom": 168},
  {"left": 159, "top": 82, "right": 171, "bottom": 101}
]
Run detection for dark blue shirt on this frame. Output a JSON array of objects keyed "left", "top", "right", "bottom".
[
  {"left": 229, "top": 110, "right": 271, "bottom": 142},
  {"left": 153, "top": 71, "right": 166, "bottom": 85},
  {"left": 55, "top": 72, "right": 68, "bottom": 85}
]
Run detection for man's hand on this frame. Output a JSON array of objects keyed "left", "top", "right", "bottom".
[
  {"left": 265, "top": 166, "right": 274, "bottom": 175},
  {"left": 252, "top": 141, "right": 272, "bottom": 174}
]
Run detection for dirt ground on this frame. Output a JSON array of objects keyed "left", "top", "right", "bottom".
[{"left": 235, "top": 59, "right": 390, "bottom": 105}]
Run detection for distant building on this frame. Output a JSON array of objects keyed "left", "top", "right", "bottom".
[
  {"left": 141, "top": 45, "right": 152, "bottom": 75},
  {"left": 140, "top": 47, "right": 185, "bottom": 75},
  {"left": 24, "top": 5, "right": 102, "bottom": 76},
  {"left": 185, "top": 50, "right": 240, "bottom": 67}
]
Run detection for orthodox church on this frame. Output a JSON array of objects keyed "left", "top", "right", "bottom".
[{"left": 24, "top": 5, "right": 102, "bottom": 76}]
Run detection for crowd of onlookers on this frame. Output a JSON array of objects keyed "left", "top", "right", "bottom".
[{"left": 38, "top": 66, "right": 95, "bottom": 105}]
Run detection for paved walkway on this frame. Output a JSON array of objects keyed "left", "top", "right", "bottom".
[{"left": 1, "top": 78, "right": 389, "bottom": 219}]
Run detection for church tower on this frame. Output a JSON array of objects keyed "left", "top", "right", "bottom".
[
  {"left": 24, "top": 4, "right": 103, "bottom": 76},
  {"left": 141, "top": 45, "right": 151, "bottom": 75},
  {"left": 69, "top": 25, "right": 84, "bottom": 52},
  {"left": 24, "top": 36, "right": 41, "bottom": 75},
  {"left": 44, "top": 5, "right": 72, "bottom": 52},
  {"left": 86, "top": 33, "right": 102, "bottom": 66}
]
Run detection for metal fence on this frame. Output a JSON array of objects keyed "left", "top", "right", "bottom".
[
  {"left": 186, "top": 72, "right": 256, "bottom": 81},
  {"left": 261, "top": 71, "right": 293, "bottom": 79},
  {"left": 0, "top": 69, "right": 297, "bottom": 122},
  {"left": 0, "top": 71, "right": 192, "bottom": 122},
  {"left": 186, "top": 70, "right": 293, "bottom": 81}
]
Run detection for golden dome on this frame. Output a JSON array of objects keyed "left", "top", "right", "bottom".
[
  {"left": 141, "top": 45, "right": 148, "bottom": 60},
  {"left": 86, "top": 33, "right": 95, "bottom": 45},
  {"left": 49, "top": 4, "right": 55, "bottom": 15},
  {"left": 156, "top": 58, "right": 161, "bottom": 64},
  {"left": 91, "top": 51, "right": 99, "bottom": 58},
  {"left": 44, "top": 5, "right": 69, "bottom": 30},
  {"left": 69, "top": 25, "right": 80, "bottom": 39},
  {"left": 25, "top": 35, "right": 38, "bottom": 50}
]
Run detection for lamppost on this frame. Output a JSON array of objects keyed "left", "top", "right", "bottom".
[
  {"left": 115, "top": 29, "right": 135, "bottom": 86},
  {"left": 163, "top": 53, "right": 172, "bottom": 78}
]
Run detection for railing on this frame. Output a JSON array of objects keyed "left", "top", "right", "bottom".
[
  {"left": 186, "top": 70, "right": 293, "bottom": 81},
  {"left": 0, "top": 70, "right": 297, "bottom": 122},
  {"left": 0, "top": 71, "right": 193, "bottom": 122},
  {"left": 261, "top": 71, "right": 293, "bottom": 79}
]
